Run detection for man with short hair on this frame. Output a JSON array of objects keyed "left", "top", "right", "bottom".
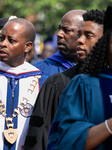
[
  {"left": 0, "top": 18, "right": 47, "bottom": 150},
  {"left": 33, "top": 10, "right": 86, "bottom": 77},
  {"left": 24, "top": 9, "right": 105, "bottom": 150}
]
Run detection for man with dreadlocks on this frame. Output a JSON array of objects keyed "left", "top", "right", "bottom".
[
  {"left": 47, "top": 5, "right": 112, "bottom": 150},
  {"left": 24, "top": 9, "right": 105, "bottom": 150}
]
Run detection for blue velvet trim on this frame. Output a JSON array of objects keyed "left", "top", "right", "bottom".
[
  {"left": 0, "top": 70, "right": 42, "bottom": 79},
  {"left": 4, "top": 81, "right": 19, "bottom": 150},
  {"left": 48, "top": 51, "right": 74, "bottom": 69}
]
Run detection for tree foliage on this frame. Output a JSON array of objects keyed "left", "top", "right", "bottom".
[{"left": 0, "top": 0, "right": 112, "bottom": 38}]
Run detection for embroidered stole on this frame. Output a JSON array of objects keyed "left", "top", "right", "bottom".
[
  {"left": 0, "top": 70, "right": 41, "bottom": 150},
  {"left": 4, "top": 81, "right": 19, "bottom": 150}
]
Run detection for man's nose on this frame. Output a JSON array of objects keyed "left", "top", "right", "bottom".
[
  {"left": 0, "top": 39, "right": 7, "bottom": 47},
  {"left": 57, "top": 29, "right": 64, "bottom": 38},
  {"left": 77, "top": 35, "right": 85, "bottom": 45}
]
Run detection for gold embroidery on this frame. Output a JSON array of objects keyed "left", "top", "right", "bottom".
[{"left": 0, "top": 75, "right": 41, "bottom": 144}]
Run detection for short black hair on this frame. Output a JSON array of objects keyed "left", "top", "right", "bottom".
[{"left": 83, "top": 9, "right": 105, "bottom": 25}]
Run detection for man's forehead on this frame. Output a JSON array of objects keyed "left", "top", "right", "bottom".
[
  {"left": 79, "top": 21, "right": 101, "bottom": 32},
  {"left": 1, "top": 22, "right": 25, "bottom": 38},
  {"left": 3, "top": 21, "right": 25, "bottom": 32},
  {"left": 59, "top": 15, "right": 84, "bottom": 29},
  {"left": 58, "top": 21, "right": 81, "bottom": 29}
]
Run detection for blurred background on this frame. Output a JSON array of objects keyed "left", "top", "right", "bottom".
[{"left": 0, "top": 0, "right": 111, "bottom": 63}]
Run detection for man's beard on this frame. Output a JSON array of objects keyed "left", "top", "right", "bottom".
[
  {"left": 59, "top": 50, "right": 70, "bottom": 56},
  {"left": 77, "top": 56, "right": 86, "bottom": 64}
]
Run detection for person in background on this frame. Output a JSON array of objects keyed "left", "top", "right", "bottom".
[
  {"left": 0, "top": 18, "right": 47, "bottom": 150},
  {"left": 0, "top": 18, "right": 9, "bottom": 33},
  {"left": 47, "top": 6, "right": 112, "bottom": 150},
  {"left": 0, "top": 16, "right": 17, "bottom": 33},
  {"left": 25, "top": 33, "right": 44, "bottom": 64},
  {"left": 40, "top": 42, "right": 56, "bottom": 60},
  {"left": 25, "top": 45, "right": 35, "bottom": 64},
  {"left": 24, "top": 9, "right": 105, "bottom": 150},
  {"left": 33, "top": 10, "right": 86, "bottom": 77},
  {"left": 25, "top": 41, "right": 56, "bottom": 64}
]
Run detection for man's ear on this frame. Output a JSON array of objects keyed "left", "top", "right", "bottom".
[{"left": 25, "top": 41, "right": 33, "bottom": 53}]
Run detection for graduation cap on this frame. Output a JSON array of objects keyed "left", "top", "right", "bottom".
[
  {"left": 0, "top": 17, "right": 9, "bottom": 31},
  {"left": 103, "top": 6, "right": 112, "bottom": 34}
]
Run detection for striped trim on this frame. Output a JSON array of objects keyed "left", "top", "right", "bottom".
[{"left": 0, "top": 70, "right": 42, "bottom": 79}]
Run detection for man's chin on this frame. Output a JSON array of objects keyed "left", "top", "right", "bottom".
[
  {"left": 59, "top": 50, "right": 69, "bottom": 56},
  {"left": 77, "top": 57, "right": 86, "bottom": 63}
]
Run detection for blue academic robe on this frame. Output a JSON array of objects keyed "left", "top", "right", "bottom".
[
  {"left": 33, "top": 51, "right": 74, "bottom": 77},
  {"left": 47, "top": 73, "right": 112, "bottom": 150}
]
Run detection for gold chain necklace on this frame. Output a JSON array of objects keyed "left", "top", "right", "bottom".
[{"left": 0, "top": 75, "right": 41, "bottom": 144}]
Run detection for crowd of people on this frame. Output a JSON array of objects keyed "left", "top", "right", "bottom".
[{"left": 0, "top": 5, "right": 112, "bottom": 150}]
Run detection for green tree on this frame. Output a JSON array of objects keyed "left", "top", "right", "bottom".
[{"left": 0, "top": 0, "right": 112, "bottom": 38}]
